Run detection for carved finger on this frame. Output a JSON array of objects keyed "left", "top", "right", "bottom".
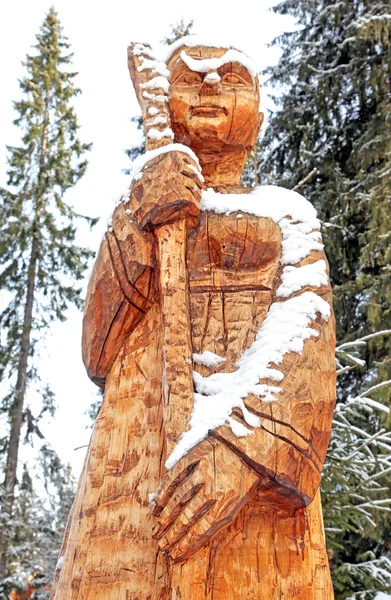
[
  {"left": 165, "top": 488, "right": 247, "bottom": 562},
  {"left": 157, "top": 492, "right": 217, "bottom": 554},
  {"left": 184, "top": 185, "right": 203, "bottom": 201},
  {"left": 180, "top": 170, "right": 204, "bottom": 190},
  {"left": 166, "top": 499, "right": 232, "bottom": 562},
  {"left": 183, "top": 157, "right": 204, "bottom": 177},
  {"left": 153, "top": 481, "right": 204, "bottom": 539},
  {"left": 152, "top": 459, "right": 200, "bottom": 517}
]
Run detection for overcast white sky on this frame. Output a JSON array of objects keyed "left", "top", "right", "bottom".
[{"left": 0, "top": 0, "right": 295, "bottom": 480}]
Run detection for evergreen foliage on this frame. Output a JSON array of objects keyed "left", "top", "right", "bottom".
[
  {"left": 1, "top": 450, "right": 74, "bottom": 599},
  {"left": 161, "top": 16, "right": 194, "bottom": 46},
  {"left": 259, "top": 1, "right": 391, "bottom": 597},
  {"left": 0, "top": 6, "right": 94, "bottom": 588},
  {"left": 323, "top": 332, "right": 391, "bottom": 598}
]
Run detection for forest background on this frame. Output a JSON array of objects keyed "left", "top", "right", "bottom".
[{"left": 0, "top": 0, "right": 390, "bottom": 598}]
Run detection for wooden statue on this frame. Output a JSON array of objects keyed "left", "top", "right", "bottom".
[{"left": 51, "top": 37, "right": 336, "bottom": 600}]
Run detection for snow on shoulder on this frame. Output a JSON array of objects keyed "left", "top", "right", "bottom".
[
  {"left": 201, "top": 186, "right": 323, "bottom": 266},
  {"left": 193, "top": 351, "right": 226, "bottom": 368},
  {"left": 201, "top": 185, "right": 318, "bottom": 224}
]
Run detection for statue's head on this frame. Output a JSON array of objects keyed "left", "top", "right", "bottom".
[{"left": 166, "top": 39, "right": 263, "bottom": 161}]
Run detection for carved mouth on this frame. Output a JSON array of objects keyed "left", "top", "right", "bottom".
[{"left": 191, "top": 105, "right": 227, "bottom": 118}]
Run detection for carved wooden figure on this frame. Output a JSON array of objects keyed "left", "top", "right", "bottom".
[{"left": 51, "top": 37, "right": 336, "bottom": 600}]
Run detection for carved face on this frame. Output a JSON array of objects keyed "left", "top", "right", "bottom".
[{"left": 167, "top": 46, "right": 262, "bottom": 154}]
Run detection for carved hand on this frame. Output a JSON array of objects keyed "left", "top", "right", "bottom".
[
  {"left": 129, "top": 151, "right": 204, "bottom": 231},
  {"left": 152, "top": 438, "right": 260, "bottom": 562}
]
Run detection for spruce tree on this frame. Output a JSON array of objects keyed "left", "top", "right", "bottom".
[
  {"left": 3, "top": 451, "right": 74, "bottom": 598},
  {"left": 259, "top": 1, "right": 391, "bottom": 597},
  {"left": 0, "top": 7, "right": 95, "bottom": 580}
]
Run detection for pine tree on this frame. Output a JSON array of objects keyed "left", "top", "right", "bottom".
[
  {"left": 323, "top": 332, "right": 391, "bottom": 598},
  {"left": 1, "top": 449, "right": 75, "bottom": 598},
  {"left": 161, "top": 17, "right": 194, "bottom": 46},
  {"left": 2, "top": 451, "right": 75, "bottom": 599},
  {"left": 0, "top": 7, "right": 95, "bottom": 580},
  {"left": 259, "top": 1, "right": 391, "bottom": 597}
]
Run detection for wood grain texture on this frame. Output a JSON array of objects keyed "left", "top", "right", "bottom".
[
  {"left": 52, "top": 41, "right": 336, "bottom": 600},
  {"left": 155, "top": 219, "right": 194, "bottom": 456}
]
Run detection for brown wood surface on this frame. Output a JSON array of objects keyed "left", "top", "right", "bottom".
[{"left": 51, "top": 41, "right": 336, "bottom": 599}]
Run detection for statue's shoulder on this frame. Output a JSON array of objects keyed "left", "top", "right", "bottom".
[{"left": 201, "top": 185, "right": 319, "bottom": 229}]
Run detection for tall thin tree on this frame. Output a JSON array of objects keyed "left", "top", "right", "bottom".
[{"left": 0, "top": 7, "right": 96, "bottom": 578}]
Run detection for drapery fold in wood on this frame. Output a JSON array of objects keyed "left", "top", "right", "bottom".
[{"left": 51, "top": 38, "right": 336, "bottom": 600}]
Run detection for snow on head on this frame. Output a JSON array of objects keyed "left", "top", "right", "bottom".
[
  {"left": 166, "top": 291, "right": 330, "bottom": 469},
  {"left": 179, "top": 49, "right": 258, "bottom": 78},
  {"left": 164, "top": 34, "right": 255, "bottom": 64}
]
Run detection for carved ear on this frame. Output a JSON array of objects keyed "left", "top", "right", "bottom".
[{"left": 248, "top": 111, "right": 264, "bottom": 150}]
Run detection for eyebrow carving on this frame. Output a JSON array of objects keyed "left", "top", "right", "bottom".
[{"left": 179, "top": 49, "right": 257, "bottom": 78}]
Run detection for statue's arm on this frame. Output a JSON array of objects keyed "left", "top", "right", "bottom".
[
  {"left": 214, "top": 282, "right": 336, "bottom": 506},
  {"left": 82, "top": 202, "right": 155, "bottom": 387}
]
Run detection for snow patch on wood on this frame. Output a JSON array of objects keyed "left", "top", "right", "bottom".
[
  {"left": 166, "top": 292, "right": 330, "bottom": 469},
  {"left": 193, "top": 350, "right": 227, "bottom": 368},
  {"left": 277, "top": 260, "right": 328, "bottom": 297},
  {"left": 129, "top": 143, "right": 201, "bottom": 181}
]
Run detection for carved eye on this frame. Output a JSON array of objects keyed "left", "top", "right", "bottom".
[
  {"left": 220, "top": 73, "right": 248, "bottom": 86},
  {"left": 173, "top": 73, "right": 202, "bottom": 86}
]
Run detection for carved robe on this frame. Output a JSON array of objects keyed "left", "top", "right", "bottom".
[{"left": 51, "top": 187, "right": 336, "bottom": 600}]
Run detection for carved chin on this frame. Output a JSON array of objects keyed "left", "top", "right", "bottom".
[{"left": 172, "top": 119, "right": 244, "bottom": 150}]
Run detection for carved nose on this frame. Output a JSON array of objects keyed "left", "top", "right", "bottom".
[{"left": 200, "top": 71, "right": 222, "bottom": 95}]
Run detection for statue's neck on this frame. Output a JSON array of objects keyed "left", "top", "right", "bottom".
[{"left": 195, "top": 148, "right": 249, "bottom": 187}]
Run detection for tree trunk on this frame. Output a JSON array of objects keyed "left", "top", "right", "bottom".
[
  {"left": 0, "top": 95, "right": 48, "bottom": 578},
  {"left": 0, "top": 238, "right": 38, "bottom": 577}
]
